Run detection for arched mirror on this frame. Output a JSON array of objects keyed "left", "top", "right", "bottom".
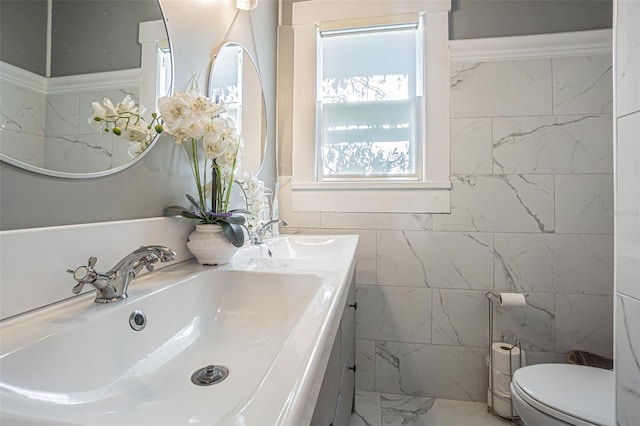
[
  {"left": 0, "top": 0, "right": 172, "bottom": 179},
  {"left": 208, "top": 43, "right": 266, "bottom": 175}
]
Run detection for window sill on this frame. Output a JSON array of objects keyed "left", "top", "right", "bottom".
[
  {"left": 292, "top": 180, "right": 452, "bottom": 191},
  {"left": 291, "top": 180, "right": 451, "bottom": 213}
]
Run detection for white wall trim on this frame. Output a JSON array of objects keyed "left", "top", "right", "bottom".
[
  {"left": 292, "top": 180, "right": 452, "bottom": 190},
  {"left": 46, "top": 68, "right": 141, "bottom": 94},
  {"left": 139, "top": 19, "right": 169, "bottom": 113},
  {"left": 139, "top": 19, "right": 168, "bottom": 44},
  {"left": 0, "top": 60, "right": 141, "bottom": 95},
  {"left": 450, "top": 29, "right": 612, "bottom": 63},
  {"left": 0, "top": 61, "right": 47, "bottom": 93},
  {"left": 289, "top": 180, "right": 451, "bottom": 213}
]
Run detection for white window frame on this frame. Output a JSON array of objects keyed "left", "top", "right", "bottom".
[{"left": 290, "top": 0, "right": 451, "bottom": 213}]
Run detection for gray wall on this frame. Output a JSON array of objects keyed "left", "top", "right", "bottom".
[
  {"left": 51, "top": 0, "right": 162, "bottom": 76},
  {"left": 0, "top": 138, "right": 192, "bottom": 229},
  {"left": 0, "top": 0, "right": 163, "bottom": 77},
  {"left": 450, "top": 0, "right": 612, "bottom": 40},
  {"left": 0, "top": 0, "right": 48, "bottom": 76}
]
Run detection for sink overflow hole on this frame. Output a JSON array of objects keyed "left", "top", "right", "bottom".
[
  {"left": 191, "top": 365, "right": 229, "bottom": 386},
  {"left": 129, "top": 310, "right": 146, "bottom": 331}
]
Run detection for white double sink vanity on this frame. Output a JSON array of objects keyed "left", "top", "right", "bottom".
[{"left": 0, "top": 220, "right": 358, "bottom": 426}]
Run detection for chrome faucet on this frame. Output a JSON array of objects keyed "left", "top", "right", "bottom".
[
  {"left": 250, "top": 219, "right": 288, "bottom": 245},
  {"left": 67, "top": 245, "right": 176, "bottom": 303}
]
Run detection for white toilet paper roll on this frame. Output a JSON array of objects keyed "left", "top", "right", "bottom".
[
  {"left": 498, "top": 292, "right": 527, "bottom": 307},
  {"left": 488, "top": 389, "right": 517, "bottom": 418},
  {"left": 491, "top": 342, "right": 525, "bottom": 379},
  {"left": 491, "top": 367, "right": 513, "bottom": 395}
]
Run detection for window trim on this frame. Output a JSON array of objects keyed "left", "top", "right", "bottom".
[{"left": 290, "top": 0, "right": 451, "bottom": 213}]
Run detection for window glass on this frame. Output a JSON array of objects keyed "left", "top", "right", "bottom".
[{"left": 318, "top": 23, "right": 423, "bottom": 180}]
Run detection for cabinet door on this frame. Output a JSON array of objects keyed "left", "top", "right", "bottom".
[
  {"left": 310, "top": 329, "right": 341, "bottom": 426},
  {"left": 340, "top": 278, "right": 356, "bottom": 367},
  {"left": 334, "top": 316, "right": 356, "bottom": 425},
  {"left": 334, "top": 278, "right": 356, "bottom": 425}
]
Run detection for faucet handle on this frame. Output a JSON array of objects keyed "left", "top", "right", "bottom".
[{"left": 67, "top": 257, "right": 98, "bottom": 294}]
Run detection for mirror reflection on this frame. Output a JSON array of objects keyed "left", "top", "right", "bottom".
[
  {"left": 208, "top": 43, "right": 266, "bottom": 175},
  {"left": 0, "top": 0, "right": 171, "bottom": 178}
]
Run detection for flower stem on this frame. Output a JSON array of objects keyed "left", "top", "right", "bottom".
[
  {"left": 190, "top": 138, "right": 205, "bottom": 214},
  {"left": 211, "top": 166, "right": 217, "bottom": 214},
  {"left": 216, "top": 162, "right": 223, "bottom": 212},
  {"left": 223, "top": 141, "right": 241, "bottom": 212}
]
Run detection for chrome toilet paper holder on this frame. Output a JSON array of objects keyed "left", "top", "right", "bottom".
[{"left": 486, "top": 291, "right": 523, "bottom": 422}]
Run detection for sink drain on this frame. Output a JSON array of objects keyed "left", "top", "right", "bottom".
[
  {"left": 129, "top": 310, "right": 146, "bottom": 331},
  {"left": 191, "top": 365, "right": 229, "bottom": 386}
]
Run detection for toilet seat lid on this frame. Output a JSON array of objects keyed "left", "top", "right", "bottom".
[{"left": 512, "top": 364, "right": 614, "bottom": 426}]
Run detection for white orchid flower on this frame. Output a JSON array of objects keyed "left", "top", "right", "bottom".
[
  {"left": 157, "top": 94, "right": 193, "bottom": 133},
  {"left": 121, "top": 122, "right": 152, "bottom": 143}
]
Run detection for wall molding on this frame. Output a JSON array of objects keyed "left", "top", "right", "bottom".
[
  {"left": 47, "top": 68, "right": 141, "bottom": 94},
  {"left": 0, "top": 60, "right": 141, "bottom": 95},
  {"left": 0, "top": 61, "right": 47, "bottom": 93},
  {"left": 449, "top": 29, "right": 612, "bottom": 63}
]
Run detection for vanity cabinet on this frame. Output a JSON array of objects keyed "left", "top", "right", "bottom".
[{"left": 311, "top": 275, "right": 356, "bottom": 426}]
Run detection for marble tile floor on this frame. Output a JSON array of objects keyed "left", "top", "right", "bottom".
[{"left": 349, "top": 391, "right": 515, "bottom": 426}]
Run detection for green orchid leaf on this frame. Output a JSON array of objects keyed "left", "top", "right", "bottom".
[
  {"left": 183, "top": 211, "right": 204, "bottom": 220},
  {"left": 164, "top": 205, "right": 189, "bottom": 215},
  {"left": 185, "top": 194, "right": 201, "bottom": 210},
  {"left": 164, "top": 205, "right": 201, "bottom": 220},
  {"left": 220, "top": 221, "right": 245, "bottom": 248},
  {"left": 225, "top": 215, "right": 247, "bottom": 225}
]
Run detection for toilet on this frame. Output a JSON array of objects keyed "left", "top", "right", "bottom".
[{"left": 510, "top": 363, "right": 614, "bottom": 426}]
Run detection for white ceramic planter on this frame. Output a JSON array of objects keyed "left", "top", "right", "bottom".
[{"left": 186, "top": 224, "right": 238, "bottom": 265}]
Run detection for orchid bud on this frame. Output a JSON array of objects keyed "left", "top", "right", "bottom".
[
  {"left": 113, "top": 127, "right": 122, "bottom": 136},
  {"left": 155, "top": 125, "right": 164, "bottom": 133}
]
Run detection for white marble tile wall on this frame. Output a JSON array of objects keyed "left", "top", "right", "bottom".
[
  {"left": 615, "top": 294, "right": 640, "bottom": 424},
  {"left": 0, "top": 77, "right": 138, "bottom": 173},
  {"left": 492, "top": 115, "right": 612, "bottom": 174},
  {"left": 450, "top": 60, "right": 552, "bottom": 117},
  {"left": 615, "top": 0, "right": 640, "bottom": 423},
  {"left": 44, "top": 87, "right": 139, "bottom": 173},
  {"left": 552, "top": 55, "right": 613, "bottom": 114},
  {"left": 279, "top": 51, "right": 614, "bottom": 403},
  {"left": 0, "top": 81, "right": 46, "bottom": 167}
]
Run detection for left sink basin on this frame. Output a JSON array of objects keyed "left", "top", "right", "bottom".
[{"left": 0, "top": 267, "right": 322, "bottom": 425}]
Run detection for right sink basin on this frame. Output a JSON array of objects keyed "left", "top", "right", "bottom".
[
  {"left": 266, "top": 235, "right": 349, "bottom": 259},
  {"left": 234, "top": 235, "right": 354, "bottom": 261}
]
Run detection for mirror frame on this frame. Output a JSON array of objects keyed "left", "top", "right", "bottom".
[
  {"left": 0, "top": 136, "right": 160, "bottom": 179},
  {"left": 207, "top": 42, "right": 267, "bottom": 175},
  {"left": 0, "top": 4, "right": 173, "bottom": 180}
]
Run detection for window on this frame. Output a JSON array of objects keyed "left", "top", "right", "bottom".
[
  {"left": 289, "top": 1, "right": 451, "bottom": 213},
  {"left": 318, "top": 22, "right": 423, "bottom": 180}
]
